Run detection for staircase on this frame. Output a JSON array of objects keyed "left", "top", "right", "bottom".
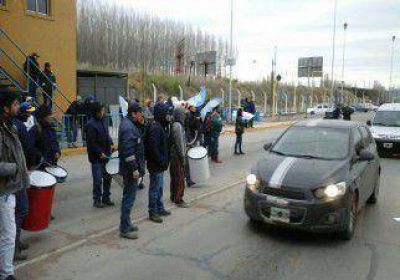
[{"left": 0, "top": 27, "right": 72, "bottom": 115}]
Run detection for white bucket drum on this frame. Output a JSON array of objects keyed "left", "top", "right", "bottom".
[
  {"left": 44, "top": 166, "right": 68, "bottom": 184},
  {"left": 106, "top": 158, "right": 120, "bottom": 175},
  {"left": 187, "top": 146, "right": 210, "bottom": 184},
  {"left": 30, "top": 171, "right": 57, "bottom": 188},
  {"left": 106, "top": 158, "right": 124, "bottom": 188}
]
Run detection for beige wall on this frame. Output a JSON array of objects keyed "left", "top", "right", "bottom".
[{"left": 0, "top": 0, "right": 77, "bottom": 111}]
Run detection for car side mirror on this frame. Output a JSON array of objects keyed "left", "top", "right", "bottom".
[
  {"left": 366, "top": 120, "right": 372, "bottom": 126},
  {"left": 264, "top": 143, "right": 272, "bottom": 151},
  {"left": 359, "top": 150, "right": 375, "bottom": 162}
]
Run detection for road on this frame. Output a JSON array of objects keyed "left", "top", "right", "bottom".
[{"left": 17, "top": 113, "right": 400, "bottom": 280}]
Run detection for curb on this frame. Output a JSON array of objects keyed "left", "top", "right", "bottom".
[{"left": 16, "top": 179, "right": 245, "bottom": 270}]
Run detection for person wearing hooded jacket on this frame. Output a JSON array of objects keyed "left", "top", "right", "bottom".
[
  {"left": 0, "top": 93, "right": 29, "bottom": 280},
  {"left": 145, "top": 103, "right": 171, "bottom": 223},
  {"left": 169, "top": 108, "right": 189, "bottom": 208}
]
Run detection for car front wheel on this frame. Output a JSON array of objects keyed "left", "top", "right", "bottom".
[{"left": 340, "top": 194, "right": 358, "bottom": 240}]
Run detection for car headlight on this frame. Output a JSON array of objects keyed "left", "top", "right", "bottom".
[
  {"left": 314, "top": 182, "right": 347, "bottom": 199},
  {"left": 246, "top": 174, "right": 260, "bottom": 192}
]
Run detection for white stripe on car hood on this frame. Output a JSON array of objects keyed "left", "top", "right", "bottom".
[{"left": 269, "top": 157, "right": 297, "bottom": 188}]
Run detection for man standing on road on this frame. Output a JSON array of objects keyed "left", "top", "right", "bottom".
[
  {"left": 145, "top": 103, "right": 171, "bottom": 223},
  {"left": 118, "top": 102, "right": 145, "bottom": 240},
  {"left": 86, "top": 102, "right": 115, "bottom": 209},
  {"left": 210, "top": 107, "right": 223, "bottom": 163},
  {"left": 342, "top": 104, "right": 354, "bottom": 121},
  {"left": 0, "top": 94, "right": 29, "bottom": 280}
]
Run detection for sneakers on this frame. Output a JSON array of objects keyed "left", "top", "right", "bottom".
[
  {"left": 176, "top": 201, "right": 190, "bottom": 208},
  {"left": 212, "top": 159, "right": 223, "bottom": 164},
  {"left": 158, "top": 209, "right": 171, "bottom": 216},
  {"left": 149, "top": 213, "right": 163, "bottom": 224},
  {"left": 102, "top": 199, "right": 115, "bottom": 207},
  {"left": 93, "top": 201, "right": 104, "bottom": 208},
  {"left": 120, "top": 231, "right": 138, "bottom": 240}
]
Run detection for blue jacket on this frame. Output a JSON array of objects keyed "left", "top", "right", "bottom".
[
  {"left": 86, "top": 117, "right": 113, "bottom": 164},
  {"left": 145, "top": 121, "right": 169, "bottom": 173},
  {"left": 118, "top": 117, "right": 145, "bottom": 176},
  {"left": 29, "top": 121, "right": 61, "bottom": 166}
]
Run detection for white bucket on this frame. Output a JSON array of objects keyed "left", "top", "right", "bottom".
[
  {"left": 187, "top": 146, "right": 210, "bottom": 184},
  {"left": 106, "top": 158, "right": 120, "bottom": 175}
]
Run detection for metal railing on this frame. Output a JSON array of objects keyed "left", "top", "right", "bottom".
[{"left": 0, "top": 27, "right": 72, "bottom": 110}]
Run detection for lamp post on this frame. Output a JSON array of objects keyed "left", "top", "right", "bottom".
[
  {"left": 389, "top": 35, "right": 396, "bottom": 103},
  {"left": 331, "top": 0, "right": 338, "bottom": 99},
  {"left": 341, "top": 22, "right": 348, "bottom": 104},
  {"left": 228, "top": 0, "right": 234, "bottom": 121}
]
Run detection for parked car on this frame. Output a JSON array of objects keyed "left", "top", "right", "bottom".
[
  {"left": 307, "top": 103, "right": 332, "bottom": 115},
  {"left": 244, "top": 120, "right": 380, "bottom": 240},
  {"left": 368, "top": 103, "right": 400, "bottom": 157}
]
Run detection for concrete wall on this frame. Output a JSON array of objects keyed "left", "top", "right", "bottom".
[{"left": 0, "top": 0, "right": 77, "bottom": 111}]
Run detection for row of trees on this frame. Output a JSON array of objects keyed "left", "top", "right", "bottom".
[{"left": 77, "top": 0, "right": 235, "bottom": 76}]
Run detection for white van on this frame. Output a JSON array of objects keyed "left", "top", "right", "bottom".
[{"left": 368, "top": 103, "right": 400, "bottom": 157}]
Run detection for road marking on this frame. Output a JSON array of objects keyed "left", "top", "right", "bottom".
[
  {"left": 269, "top": 157, "right": 296, "bottom": 188},
  {"left": 16, "top": 179, "right": 245, "bottom": 270}
]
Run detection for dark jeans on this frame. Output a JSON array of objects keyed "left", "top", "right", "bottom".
[
  {"left": 210, "top": 132, "right": 220, "bottom": 160},
  {"left": 91, "top": 163, "right": 112, "bottom": 203},
  {"left": 65, "top": 119, "right": 78, "bottom": 144},
  {"left": 235, "top": 134, "right": 243, "bottom": 153},
  {"left": 148, "top": 171, "right": 165, "bottom": 214},
  {"left": 43, "top": 90, "right": 53, "bottom": 109},
  {"left": 15, "top": 189, "right": 29, "bottom": 245},
  {"left": 120, "top": 173, "right": 138, "bottom": 234},
  {"left": 28, "top": 79, "right": 37, "bottom": 99}
]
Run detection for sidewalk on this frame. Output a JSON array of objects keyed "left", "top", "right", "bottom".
[{"left": 17, "top": 127, "right": 286, "bottom": 271}]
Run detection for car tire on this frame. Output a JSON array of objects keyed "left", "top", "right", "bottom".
[
  {"left": 367, "top": 174, "right": 380, "bottom": 205},
  {"left": 340, "top": 194, "right": 358, "bottom": 241}
]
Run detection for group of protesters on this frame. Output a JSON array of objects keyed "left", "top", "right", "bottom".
[
  {"left": 84, "top": 95, "right": 224, "bottom": 240},
  {"left": 0, "top": 93, "right": 61, "bottom": 280}
]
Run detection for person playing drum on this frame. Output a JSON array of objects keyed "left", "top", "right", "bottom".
[{"left": 86, "top": 102, "right": 116, "bottom": 209}]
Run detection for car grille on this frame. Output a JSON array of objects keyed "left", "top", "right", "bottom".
[{"left": 261, "top": 186, "right": 306, "bottom": 200}]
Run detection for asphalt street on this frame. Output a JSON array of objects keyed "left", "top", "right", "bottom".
[{"left": 17, "top": 113, "right": 400, "bottom": 280}]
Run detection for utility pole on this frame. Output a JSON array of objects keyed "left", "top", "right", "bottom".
[
  {"left": 341, "top": 22, "right": 348, "bottom": 104},
  {"left": 271, "top": 46, "right": 277, "bottom": 118},
  {"left": 389, "top": 35, "right": 396, "bottom": 103},
  {"left": 228, "top": 0, "right": 234, "bottom": 121},
  {"left": 331, "top": 0, "right": 338, "bottom": 99}
]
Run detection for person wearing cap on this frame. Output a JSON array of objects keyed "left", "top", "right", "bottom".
[
  {"left": 12, "top": 103, "right": 35, "bottom": 261},
  {"left": 145, "top": 103, "right": 171, "bottom": 223},
  {"left": 39, "top": 62, "right": 56, "bottom": 109},
  {"left": 0, "top": 93, "right": 29, "bottom": 280},
  {"left": 23, "top": 52, "right": 40, "bottom": 99},
  {"left": 118, "top": 102, "right": 145, "bottom": 239},
  {"left": 86, "top": 102, "right": 115, "bottom": 209},
  {"left": 20, "top": 102, "right": 36, "bottom": 132},
  {"left": 65, "top": 96, "right": 82, "bottom": 148},
  {"left": 29, "top": 105, "right": 61, "bottom": 167}
]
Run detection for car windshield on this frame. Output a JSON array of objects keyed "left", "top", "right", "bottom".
[
  {"left": 373, "top": 111, "right": 400, "bottom": 127},
  {"left": 271, "top": 126, "right": 349, "bottom": 160}
]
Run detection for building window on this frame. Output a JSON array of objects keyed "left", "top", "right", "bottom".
[{"left": 27, "top": 0, "right": 50, "bottom": 15}]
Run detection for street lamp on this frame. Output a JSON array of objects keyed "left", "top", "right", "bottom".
[
  {"left": 341, "top": 22, "right": 348, "bottom": 104},
  {"left": 331, "top": 0, "right": 338, "bottom": 100},
  {"left": 389, "top": 35, "right": 396, "bottom": 103},
  {"left": 228, "top": 0, "right": 234, "bottom": 121}
]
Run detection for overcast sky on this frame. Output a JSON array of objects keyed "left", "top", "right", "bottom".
[{"left": 118, "top": 0, "right": 400, "bottom": 88}]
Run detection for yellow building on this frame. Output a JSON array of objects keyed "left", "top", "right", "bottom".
[{"left": 0, "top": 0, "right": 77, "bottom": 111}]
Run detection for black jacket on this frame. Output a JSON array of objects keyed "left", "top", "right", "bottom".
[
  {"left": 86, "top": 117, "right": 113, "bottom": 164},
  {"left": 29, "top": 120, "right": 61, "bottom": 166},
  {"left": 145, "top": 121, "right": 169, "bottom": 173}
]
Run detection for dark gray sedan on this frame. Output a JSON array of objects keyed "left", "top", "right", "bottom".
[{"left": 244, "top": 120, "right": 381, "bottom": 240}]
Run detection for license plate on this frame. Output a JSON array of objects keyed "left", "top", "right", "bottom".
[
  {"left": 270, "top": 207, "right": 290, "bottom": 223},
  {"left": 384, "top": 143, "right": 393, "bottom": 149}
]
